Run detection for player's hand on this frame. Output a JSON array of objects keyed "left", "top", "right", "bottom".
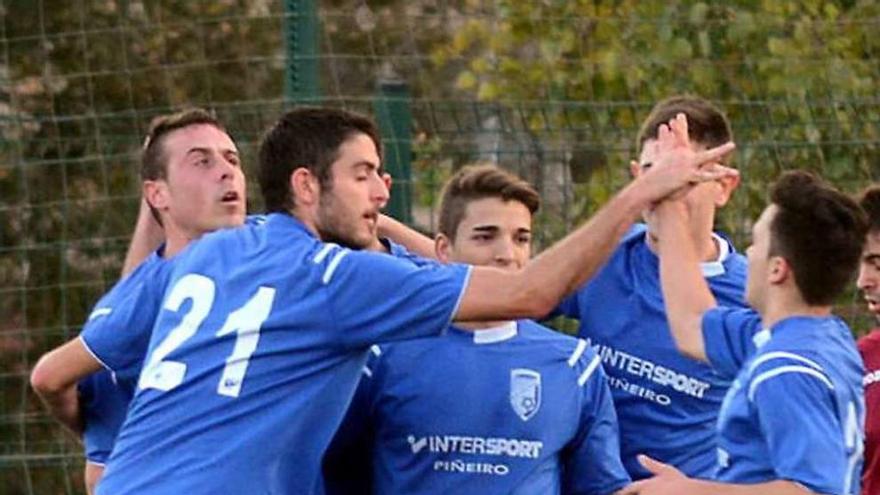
[
  {"left": 636, "top": 113, "right": 737, "bottom": 203},
  {"left": 616, "top": 455, "right": 692, "bottom": 495}
]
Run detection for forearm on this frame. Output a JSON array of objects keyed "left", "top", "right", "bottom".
[
  {"left": 679, "top": 479, "right": 810, "bottom": 495},
  {"left": 36, "top": 384, "right": 83, "bottom": 436},
  {"left": 656, "top": 204, "right": 716, "bottom": 361},
  {"left": 376, "top": 214, "right": 436, "bottom": 259},
  {"left": 121, "top": 198, "right": 164, "bottom": 276},
  {"left": 456, "top": 181, "right": 646, "bottom": 321}
]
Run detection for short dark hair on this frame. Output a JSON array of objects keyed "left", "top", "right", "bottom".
[
  {"left": 859, "top": 185, "right": 880, "bottom": 234},
  {"left": 258, "top": 107, "right": 382, "bottom": 213},
  {"left": 437, "top": 164, "right": 540, "bottom": 241},
  {"left": 140, "top": 108, "right": 225, "bottom": 224},
  {"left": 637, "top": 95, "right": 733, "bottom": 158},
  {"left": 141, "top": 108, "right": 225, "bottom": 181},
  {"left": 768, "top": 171, "right": 868, "bottom": 305}
]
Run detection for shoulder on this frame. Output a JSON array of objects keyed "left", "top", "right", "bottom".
[
  {"left": 517, "top": 322, "right": 604, "bottom": 387},
  {"left": 859, "top": 329, "right": 880, "bottom": 354}
]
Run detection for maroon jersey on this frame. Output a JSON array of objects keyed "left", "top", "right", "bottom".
[{"left": 860, "top": 329, "right": 880, "bottom": 495}]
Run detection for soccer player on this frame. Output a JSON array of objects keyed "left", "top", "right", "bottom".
[
  {"left": 91, "top": 107, "right": 735, "bottom": 495},
  {"left": 30, "top": 108, "right": 248, "bottom": 494},
  {"left": 376, "top": 96, "right": 747, "bottom": 480},
  {"left": 622, "top": 115, "right": 866, "bottom": 494},
  {"left": 857, "top": 185, "right": 880, "bottom": 495},
  {"left": 325, "top": 164, "right": 630, "bottom": 494}
]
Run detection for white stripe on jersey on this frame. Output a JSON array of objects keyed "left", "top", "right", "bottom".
[
  {"left": 370, "top": 345, "right": 382, "bottom": 357},
  {"left": 747, "top": 351, "right": 824, "bottom": 375},
  {"left": 747, "top": 365, "right": 834, "bottom": 402},
  {"left": 313, "top": 243, "right": 339, "bottom": 264},
  {"left": 88, "top": 307, "right": 113, "bottom": 321},
  {"left": 577, "top": 354, "right": 602, "bottom": 387},
  {"left": 361, "top": 366, "right": 373, "bottom": 378},
  {"left": 322, "top": 249, "right": 350, "bottom": 284},
  {"left": 568, "top": 339, "right": 587, "bottom": 367}
]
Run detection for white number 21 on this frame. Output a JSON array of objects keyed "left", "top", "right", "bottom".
[{"left": 139, "top": 274, "right": 276, "bottom": 398}]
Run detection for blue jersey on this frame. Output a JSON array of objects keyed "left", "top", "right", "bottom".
[
  {"left": 78, "top": 216, "right": 267, "bottom": 464},
  {"left": 327, "top": 320, "right": 630, "bottom": 495},
  {"left": 95, "top": 213, "right": 471, "bottom": 495},
  {"left": 703, "top": 308, "right": 865, "bottom": 494},
  {"left": 555, "top": 227, "right": 748, "bottom": 479},
  {"left": 79, "top": 250, "right": 170, "bottom": 464}
]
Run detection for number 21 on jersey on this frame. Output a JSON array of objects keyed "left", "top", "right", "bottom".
[{"left": 139, "top": 274, "right": 276, "bottom": 398}]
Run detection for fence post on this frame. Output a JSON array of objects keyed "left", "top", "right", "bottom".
[
  {"left": 283, "top": 0, "right": 320, "bottom": 102},
  {"left": 374, "top": 80, "right": 413, "bottom": 223}
]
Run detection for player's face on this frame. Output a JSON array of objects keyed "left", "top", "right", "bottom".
[
  {"left": 744, "top": 205, "right": 776, "bottom": 313},
  {"left": 857, "top": 229, "right": 880, "bottom": 318},
  {"left": 156, "top": 124, "right": 246, "bottom": 236},
  {"left": 316, "top": 133, "right": 389, "bottom": 249},
  {"left": 634, "top": 139, "right": 734, "bottom": 247},
  {"left": 441, "top": 197, "right": 532, "bottom": 270}
]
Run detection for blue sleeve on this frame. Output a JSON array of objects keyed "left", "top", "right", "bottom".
[
  {"left": 322, "top": 249, "right": 471, "bottom": 349},
  {"left": 563, "top": 349, "right": 631, "bottom": 495},
  {"left": 751, "top": 364, "right": 847, "bottom": 494},
  {"left": 701, "top": 307, "right": 763, "bottom": 379},
  {"left": 79, "top": 264, "right": 171, "bottom": 374},
  {"left": 384, "top": 238, "right": 437, "bottom": 268},
  {"left": 79, "top": 371, "right": 133, "bottom": 464}
]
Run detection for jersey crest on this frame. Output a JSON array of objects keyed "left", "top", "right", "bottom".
[{"left": 510, "top": 368, "right": 541, "bottom": 421}]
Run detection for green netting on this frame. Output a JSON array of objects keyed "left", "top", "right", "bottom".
[{"left": 1, "top": 1, "right": 879, "bottom": 493}]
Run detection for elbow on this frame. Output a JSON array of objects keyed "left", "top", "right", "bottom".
[{"left": 30, "top": 354, "right": 70, "bottom": 397}]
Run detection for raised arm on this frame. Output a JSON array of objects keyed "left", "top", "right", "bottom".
[
  {"left": 30, "top": 337, "right": 104, "bottom": 436},
  {"left": 455, "top": 116, "right": 736, "bottom": 322},
  {"left": 655, "top": 200, "right": 717, "bottom": 361},
  {"left": 376, "top": 214, "right": 436, "bottom": 259},
  {"left": 121, "top": 198, "right": 164, "bottom": 276}
]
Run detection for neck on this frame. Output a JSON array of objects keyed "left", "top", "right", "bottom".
[
  {"left": 649, "top": 228, "right": 719, "bottom": 262},
  {"left": 289, "top": 207, "right": 322, "bottom": 239},
  {"left": 457, "top": 320, "right": 514, "bottom": 331},
  {"left": 161, "top": 223, "right": 198, "bottom": 258},
  {"left": 760, "top": 289, "right": 832, "bottom": 330}
]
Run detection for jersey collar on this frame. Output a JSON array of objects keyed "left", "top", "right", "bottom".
[
  {"left": 451, "top": 321, "right": 518, "bottom": 344},
  {"left": 699, "top": 233, "right": 730, "bottom": 278}
]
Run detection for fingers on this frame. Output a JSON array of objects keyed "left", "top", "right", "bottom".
[
  {"left": 669, "top": 112, "right": 689, "bottom": 148},
  {"left": 692, "top": 164, "right": 739, "bottom": 183},
  {"left": 638, "top": 454, "right": 672, "bottom": 475},
  {"left": 616, "top": 480, "right": 648, "bottom": 495},
  {"left": 695, "top": 141, "right": 736, "bottom": 165}
]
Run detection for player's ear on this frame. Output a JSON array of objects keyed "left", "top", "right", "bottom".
[
  {"left": 290, "top": 167, "right": 320, "bottom": 208},
  {"left": 768, "top": 255, "right": 789, "bottom": 285},
  {"left": 435, "top": 233, "right": 452, "bottom": 264},
  {"left": 714, "top": 172, "right": 741, "bottom": 208},
  {"left": 143, "top": 180, "right": 169, "bottom": 212}
]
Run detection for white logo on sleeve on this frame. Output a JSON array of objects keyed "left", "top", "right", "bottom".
[{"left": 510, "top": 368, "right": 541, "bottom": 421}]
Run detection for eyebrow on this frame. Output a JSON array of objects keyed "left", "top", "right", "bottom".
[
  {"left": 865, "top": 253, "right": 880, "bottom": 263},
  {"left": 471, "top": 225, "right": 531, "bottom": 234},
  {"left": 186, "top": 147, "right": 238, "bottom": 157}
]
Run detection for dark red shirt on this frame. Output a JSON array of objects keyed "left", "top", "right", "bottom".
[{"left": 860, "top": 329, "right": 880, "bottom": 495}]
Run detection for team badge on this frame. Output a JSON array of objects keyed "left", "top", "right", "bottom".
[{"left": 510, "top": 368, "right": 541, "bottom": 421}]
